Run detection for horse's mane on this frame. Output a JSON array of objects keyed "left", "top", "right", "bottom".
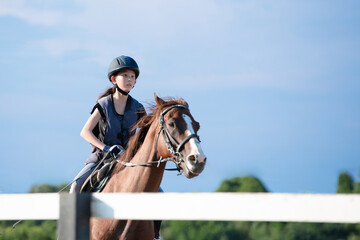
[{"left": 117, "top": 97, "right": 189, "bottom": 168}]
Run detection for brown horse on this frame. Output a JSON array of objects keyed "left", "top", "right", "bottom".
[{"left": 90, "top": 94, "right": 206, "bottom": 240}]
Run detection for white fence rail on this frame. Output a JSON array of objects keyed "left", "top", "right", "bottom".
[
  {"left": 1, "top": 193, "right": 360, "bottom": 222},
  {"left": 0, "top": 193, "right": 360, "bottom": 239},
  {"left": 92, "top": 193, "right": 360, "bottom": 223}
]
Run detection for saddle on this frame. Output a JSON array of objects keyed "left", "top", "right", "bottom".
[{"left": 80, "top": 159, "right": 118, "bottom": 193}]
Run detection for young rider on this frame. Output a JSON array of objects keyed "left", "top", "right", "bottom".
[{"left": 70, "top": 55, "right": 145, "bottom": 193}]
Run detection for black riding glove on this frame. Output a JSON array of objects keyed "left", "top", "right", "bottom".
[{"left": 103, "top": 145, "right": 124, "bottom": 159}]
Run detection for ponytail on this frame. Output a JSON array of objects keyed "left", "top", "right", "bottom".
[{"left": 98, "top": 85, "right": 116, "bottom": 100}]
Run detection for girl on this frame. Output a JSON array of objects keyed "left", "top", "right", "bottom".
[{"left": 70, "top": 55, "right": 145, "bottom": 193}]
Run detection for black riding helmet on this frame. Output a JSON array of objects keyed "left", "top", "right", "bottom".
[{"left": 107, "top": 55, "right": 140, "bottom": 81}]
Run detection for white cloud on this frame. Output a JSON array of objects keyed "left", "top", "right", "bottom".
[
  {"left": 3, "top": 0, "right": 234, "bottom": 60},
  {"left": 0, "top": 0, "right": 63, "bottom": 26},
  {"left": 1, "top": 0, "right": 356, "bottom": 92}
]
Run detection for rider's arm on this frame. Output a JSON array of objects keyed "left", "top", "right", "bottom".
[{"left": 80, "top": 108, "right": 107, "bottom": 151}]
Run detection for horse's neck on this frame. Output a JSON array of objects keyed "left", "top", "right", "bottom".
[{"left": 105, "top": 124, "right": 165, "bottom": 193}]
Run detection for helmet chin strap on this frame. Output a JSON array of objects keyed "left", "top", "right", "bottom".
[{"left": 115, "top": 84, "right": 129, "bottom": 96}]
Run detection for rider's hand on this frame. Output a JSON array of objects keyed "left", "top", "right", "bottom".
[{"left": 103, "top": 145, "right": 124, "bottom": 158}]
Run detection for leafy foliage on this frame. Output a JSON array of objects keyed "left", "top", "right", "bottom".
[
  {"left": 0, "top": 220, "right": 57, "bottom": 240},
  {"left": 354, "top": 182, "right": 360, "bottom": 194},
  {"left": 161, "top": 220, "right": 250, "bottom": 240},
  {"left": 216, "top": 176, "right": 267, "bottom": 193},
  {"left": 337, "top": 172, "right": 354, "bottom": 193},
  {"left": 162, "top": 175, "right": 360, "bottom": 240},
  {"left": 0, "top": 183, "right": 69, "bottom": 240},
  {"left": 29, "top": 183, "right": 70, "bottom": 193}
]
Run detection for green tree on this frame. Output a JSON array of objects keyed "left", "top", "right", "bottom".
[
  {"left": 353, "top": 182, "right": 360, "bottom": 193},
  {"left": 216, "top": 176, "right": 267, "bottom": 193},
  {"left": 353, "top": 172, "right": 360, "bottom": 193},
  {"left": 337, "top": 172, "right": 354, "bottom": 193},
  {"left": 0, "top": 183, "right": 69, "bottom": 240},
  {"left": 0, "top": 220, "right": 57, "bottom": 240},
  {"left": 28, "top": 183, "right": 69, "bottom": 193},
  {"left": 161, "top": 220, "right": 249, "bottom": 240},
  {"left": 162, "top": 176, "right": 267, "bottom": 240},
  {"left": 161, "top": 174, "right": 360, "bottom": 240}
]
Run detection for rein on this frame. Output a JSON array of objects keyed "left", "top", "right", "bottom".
[{"left": 120, "top": 104, "right": 200, "bottom": 173}]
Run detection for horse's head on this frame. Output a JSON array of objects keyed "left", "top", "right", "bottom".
[{"left": 155, "top": 94, "right": 206, "bottom": 178}]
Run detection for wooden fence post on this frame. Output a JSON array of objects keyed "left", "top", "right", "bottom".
[{"left": 58, "top": 193, "right": 91, "bottom": 240}]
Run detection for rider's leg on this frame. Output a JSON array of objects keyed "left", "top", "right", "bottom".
[{"left": 69, "top": 162, "right": 96, "bottom": 193}]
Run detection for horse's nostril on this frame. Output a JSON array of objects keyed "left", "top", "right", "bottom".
[
  {"left": 187, "top": 154, "right": 199, "bottom": 164},
  {"left": 187, "top": 154, "right": 207, "bottom": 165},
  {"left": 188, "top": 154, "right": 197, "bottom": 163}
]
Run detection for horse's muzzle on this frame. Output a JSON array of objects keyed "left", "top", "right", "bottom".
[{"left": 182, "top": 153, "right": 206, "bottom": 178}]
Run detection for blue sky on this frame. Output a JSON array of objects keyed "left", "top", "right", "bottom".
[{"left": 0, "top": 0, "right": 359, "bottom": 194}]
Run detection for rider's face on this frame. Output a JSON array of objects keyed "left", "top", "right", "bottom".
[{"left": 111, "top": 69, "right": 136, "bottom": 92}]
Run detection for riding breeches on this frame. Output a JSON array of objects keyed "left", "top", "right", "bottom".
[{"left": 69, "top": 162, "right": 96, "bottom": 193}]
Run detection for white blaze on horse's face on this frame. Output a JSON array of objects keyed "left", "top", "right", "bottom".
[{"left": 182, "top": 114, "right": 206, "bottom": 176}]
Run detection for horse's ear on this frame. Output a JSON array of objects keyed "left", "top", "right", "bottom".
[{"left": 154, "top": 93, "right": 165, "bottom": 106}]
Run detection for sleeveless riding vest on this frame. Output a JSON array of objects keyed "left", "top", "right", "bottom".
[{"left": 85, "top": 94, "right": 145, "bottom": 164}]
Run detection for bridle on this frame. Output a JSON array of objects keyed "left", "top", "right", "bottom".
[
  {"left": 157, "top": 105, "right": 200, "bottom": 166},
  {"left": 122, "top": 104, "right": 200, "bottom": 172},
  {"left": 160, "top": 105, "right": 201, "bottom": 154}
]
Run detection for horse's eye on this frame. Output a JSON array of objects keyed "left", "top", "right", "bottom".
[{"left": 168, "top": 121, "right": 176, "bottom": 129}]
